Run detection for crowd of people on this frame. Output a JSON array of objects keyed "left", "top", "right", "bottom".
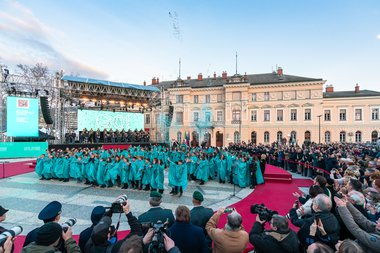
[
  {"left": 64, "top": 129, "right": 150, "bottom": 144},
  {"left": 1, "top": 140, "right": 380, "bottom": 253}
]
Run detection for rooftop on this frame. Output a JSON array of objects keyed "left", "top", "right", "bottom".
[
  {"left": 323, "top": 90, "right": 380, "bottom": 98},
  {"left": 62, "top": 75, "right": 160, "bottom": 92}
]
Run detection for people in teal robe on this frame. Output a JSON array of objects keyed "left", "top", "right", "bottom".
[
  {"left": 216, "top": 154, "right": 227, "bottom": 183},
  {"left": 120, "top": 158, "right": 131, "bottom": 189},
  {"left": 35, "top": 154, "right": 45, "bottom": 178},
  {"left": 142, "top": 159, "right": 152, "bottom": 190},
  {"left": 96, "top": 158, "right": 107, "bottom": 187},
  {"left": 168, "top": 159, "right": 187, "bottom": 196},
  {"left": 255, "top": 159, "right": 264, "bottom": 185},
  {"left": 41, "top": 155, "right": 53, "bottom": 179},
  {"left": 150, "top": 159, "right": 165, "bottom": 194},
  {"left": 195, "top": 156, "right": 209, "bottom": 185}
]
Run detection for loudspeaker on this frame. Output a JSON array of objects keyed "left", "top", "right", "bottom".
[
  {"left": 166, "top": 105, "right": 174, "bottom": 127},
  {"left": 40, "top": 96, "right": 53, "bottom": 124}
]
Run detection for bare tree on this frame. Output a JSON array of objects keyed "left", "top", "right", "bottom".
[{"left": 16, "top": 63, "right": 52, "bottom": 86}]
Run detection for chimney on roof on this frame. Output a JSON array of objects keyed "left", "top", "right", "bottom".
[
  {"left": 187, "top": 76, "right": 191, "bottom": 80},
  {"left": 152, "top": 77, "right": 156, "bottom": 85},
  {"left": 325, "top": 84, "right": 334, "bottom": 93},
  {"left": 213, "top": 72, "right": 216, "bottom": 80},
  {"left": 244, "top": 72, "right": 248, "bottom": 81},
  {"left": 355, "top": 83, "right": 360, "bottom": 93},
  {"left": 198, "top": 73, "right": 203, "bottom": 81},
  {"left": 156, "top": 78, "right": 159, "bottom": 84},
  {"left": 222, "top": 71, "right": 228, "bottom": 80},
  {"left": 277, "top": 67, "right": 283, "bottom": 76},
  {"left": 143, "top": 81, "right": 146, "bottom": 86}
]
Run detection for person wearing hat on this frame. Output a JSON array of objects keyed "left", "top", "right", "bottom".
[
  {"left": 83, "top": 216, "right": 112, "bottom": 253},
  {"left": 190, "top": 191, "right": 213, "bottom": 252},
  {"left": 0, "top": 205, "right": 9, "bottom": 233},
  {"left": 78, "top": 206, "right": 106, "bottom": 252},
  {"left": 21, "top": 222, "right": 80, "bottom": 253},
  {"left": 23, "top": 201, "right": 63, "bottom": 248},
  {"left": 138, "top": 191, "right": 174, "bottom": 233}
]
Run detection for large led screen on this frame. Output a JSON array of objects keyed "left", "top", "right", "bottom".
[
  {"left": 6, "top": 96, "right": 39, "bottom": 137},
  {"left": 78, "top": 110, "right": 144, "bottom": 131}
]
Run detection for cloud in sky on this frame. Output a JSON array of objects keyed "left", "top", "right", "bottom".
[
  {"left": 377, "top": 34, "right": 380, "bottom": 40},
  {"left": 0, "top": 1, "right": 108, "bottom": 79}
]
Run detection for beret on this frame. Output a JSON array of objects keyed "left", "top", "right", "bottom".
[
  {"left": 150, "top": 191, "right": 162, "bottom": 198},
  {"left": 91, "top": 206, "right": 106, "bottom": 225},
  {"left": 0, "top": 206, "right": 8, "bottom": 216},
  {"left": 193, "top": 191, "right": 204, "bottom": 202}
]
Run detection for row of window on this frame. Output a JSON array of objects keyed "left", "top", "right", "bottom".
[
  {"left": 245, "top": 130, "right": 379, "bottom": 144},
  {"left": 146, "top": 108, "right": 380, "bottom": 125},
  {"left": 176, "top": 90, "right": 314, "bottom": 104}
]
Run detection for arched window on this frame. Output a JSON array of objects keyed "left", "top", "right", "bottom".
[
  {"left": 325, "top": 131, "right": 331, "bottom": 143},
  {"left": 177, "top": 131, "right": 182, "bottom": 143},
  {"left": 372, "top": 131, "right": 378, "bottom": 143},
  {"left": 264, "top": 131, "right": 270, "bottom": 143},
  {"left": 355, "top": 131, "right": 362, "bottom": 143},
  {"left": 251, "top": 131, "right": 257, "bottom": 145},
  {"left": 234, "top": 131, "right": 240, "bottom": 143},
  {"left": 290, "top": 131, "right": 297, "bottom": 144},
  {"left": 305, "top": 131, "right": 311, "bottom": 142},
  {"left": 277, "top": 131, "right": 283, "bottom": 143},
  {"left": 339, "top": 131, "right": 346, "bottom": 143}
]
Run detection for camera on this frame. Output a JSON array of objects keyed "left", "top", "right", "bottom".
[
  {"left": 62, "top": 218, "right": 77, "bottom": 232},
  {"left": 110, "top": 194, "right": 128, "bottom": 213},
  {"left": 250, "top": 204, "right": 278, "bottom": 222},
  {"left": 0, "top": 226, "right": 23, "bottom": 246},
  {"left": 224, "top": 207, "right": 235, "bottom": 213},
  {"left": 143, "top": 220, "right": 169, "bottom": 253}
]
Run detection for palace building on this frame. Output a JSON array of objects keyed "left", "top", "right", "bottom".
[{"left": 145, "top": 68, "right": 380, "bottom": 147}]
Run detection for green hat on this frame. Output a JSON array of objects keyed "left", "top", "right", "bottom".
[
  {"left": 150, "top": 191, "right": 162, "bottom": 198},
  {"left": 193, "top": 191, "right": 204, "bottom": 202}
]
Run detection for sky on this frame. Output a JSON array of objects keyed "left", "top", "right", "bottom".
[{"left": 0, "top": 0, "right": 379, "bottom": 91}]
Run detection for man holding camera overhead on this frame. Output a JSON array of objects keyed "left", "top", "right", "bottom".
[{"left": 205, "top": 207, "right": 248, "bottom": 253}]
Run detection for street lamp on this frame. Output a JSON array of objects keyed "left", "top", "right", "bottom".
[{"left": 317, "top": 115, "right": 322, "bottom": 144}]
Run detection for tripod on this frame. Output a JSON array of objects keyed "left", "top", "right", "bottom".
[{"left": 229, "top": 166, "right": 242, "bottom": 200}]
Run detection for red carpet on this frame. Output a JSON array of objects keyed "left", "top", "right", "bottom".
[
  {"left": 102, "top": 144, "right": 131, "bottom": 150},
  {"left": 0, "top": 160, "right": 36, "bottom": 179}
]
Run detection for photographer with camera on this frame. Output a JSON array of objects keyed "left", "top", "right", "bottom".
[
  {"left": 249, "top": 210, "right": 300, "bottom": 253},
  {"left": 23, "top": 201, "right": 63, "bottom": 248},
  {"left": 110, "top": 197, "right": 143, "bottom": 253},
  {"left": 79, "top": 206, "right": 106, "bottom": 252},
  {"left": 138, "top": 191, "right": 174, "bottom": 233},
  {"left": 206, "top": 207, "right": 248, "bottom": 253},
  {"left": 0, "top": 206, "right": 9, "bottom": 233},
  {"left": 21, "top": 222, "right": 80, "bottom": 253},
  {"left": 0, "top": 236, "right": 13, "bottom": 253},
  {"left": 142, "top": 228, "right": 181, "bottom": 253}
]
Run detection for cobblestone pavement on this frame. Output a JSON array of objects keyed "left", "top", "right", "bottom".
[{"left": 0, "top": 171, "right": 252, "bottom": 234}]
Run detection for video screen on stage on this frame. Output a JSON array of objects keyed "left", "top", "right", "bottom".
[
  {"left": 78, "top": 110, "right": 144, "bottom": 131},
  {"left": 6, "top": 96, "right": 39, "bottom": 137}
]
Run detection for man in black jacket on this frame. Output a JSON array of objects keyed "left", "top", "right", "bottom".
[
  {"left": 289, "top": 194, "right": 340, "bottom": 250},
  {"left": 138, "top": 191, "right": 175, "bottom": 232},
  {"left": 78, "top": 206, "right": 106, "bottom": 252},
  {"left": 250, "top": 214, "right": 300, "bottom": 253}
]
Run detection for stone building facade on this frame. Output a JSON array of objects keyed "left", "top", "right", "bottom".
[{"left": 145, "top": 68, "right": 380, "bottom": 146}]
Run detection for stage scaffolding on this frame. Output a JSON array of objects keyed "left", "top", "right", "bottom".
[{"left": 1, "top": 66, "right": 162, "bottom": 144}]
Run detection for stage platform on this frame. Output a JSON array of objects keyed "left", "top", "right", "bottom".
[{"left": 264, "top": 164, "right": 293, "bottom": 183}]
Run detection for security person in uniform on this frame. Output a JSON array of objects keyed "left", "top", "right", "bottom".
[
  {"left": 23, "top": 201, "right": 66, "bottom": 252},
  {"left": 190, "top": 191, "right": 214, "bottom": 252}
]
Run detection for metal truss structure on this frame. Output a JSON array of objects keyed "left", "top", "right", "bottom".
[{"left": 0, "top": 66, "right": 161, "bottom": 144}]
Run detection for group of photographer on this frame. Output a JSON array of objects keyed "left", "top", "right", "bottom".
[
  {"left": 0, "top": 190, "right": 252, "bottom": 253},
  {"left": 73, "top": 128, "right": 150, "bottom": 144}
]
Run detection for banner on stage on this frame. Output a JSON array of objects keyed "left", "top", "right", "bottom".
[
  {"left": 0, "top": 142, "right": 48, "bottom": 158},
  {"left": 78, "top": 110, "right": 144, "bottom": 131},
  {"left": 6, "top": 96, "right": 39, "bottom": 137}
]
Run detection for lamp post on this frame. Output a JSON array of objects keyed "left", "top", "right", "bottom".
[{"left": 317, "top": 115, "right": 322, "bottom": 144}]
